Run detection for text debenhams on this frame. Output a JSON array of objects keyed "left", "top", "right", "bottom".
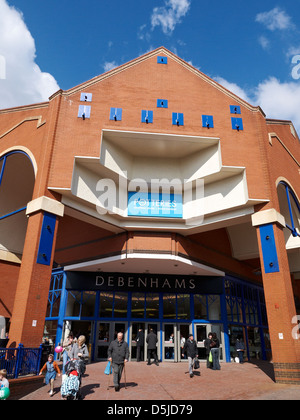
[{"left": 95, "top": 275, "right": 196, "bottom": 290}]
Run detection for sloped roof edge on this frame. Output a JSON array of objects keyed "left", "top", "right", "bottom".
[{"left": 49, "top": 46, "right": 265, "bottom": 116}]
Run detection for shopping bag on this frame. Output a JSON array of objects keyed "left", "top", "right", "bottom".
[
  {"left": 104, "top": 361, "right": 112, "bottom": 375},
  {"left": 209, "top": 351, "right": 213, "bottom": 363},
  {"left": 193, "top": 357, "right": 200, "bottom": 370}
]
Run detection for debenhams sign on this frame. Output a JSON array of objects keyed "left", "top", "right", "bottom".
[{"left": 66, "top": 272, "right": 223, "bottom": 294}]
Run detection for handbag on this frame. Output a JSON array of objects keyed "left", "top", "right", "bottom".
[
  {"left": 193, "top": 357, "right": 200, "bottom": 370},
  {"left": 209, "top": 351, "right": 213, "bottom": 363}
]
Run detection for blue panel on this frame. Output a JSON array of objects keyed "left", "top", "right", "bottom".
[
  {"left": 172, "top": 113, "right": 184, "bottom": 126},
  {"left": 157, "top": 56, "right": 168, "bottom": 64},
  {"left": 78, "top": 105, "right": 91, "bottom": 119},
  {"left": 202, "top": 115, "right": 214, "bottom": 128},
  {"left": 259, "top": 224, "right": 280, "bottom": 273},
  {"left": 110, "top": 107, "right": 122, "bottom": 121},
  {"left": 231, "top": 117, "right": 243, "bottom": 131},
  {"left": 230, "top": 105, "right": 241, "bottom": 114},
  {"left": 128, "top": 191, "right": 183, "bottom": 218},
  {"left": 157, "top": 99, "right": 168, "bottom": 108},
  {"left": 141, "top": 110, "right": 153, "bottom": 124},
  {"left": 37, "top": 212, "right": 57, "bottom": 266},
  {"left": 80, "top": 92, "right": 92, "bottom": 102}
]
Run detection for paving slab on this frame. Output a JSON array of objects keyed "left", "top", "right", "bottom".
[{"left": 19, "top": 360, "right": 300, "bottom": 401}]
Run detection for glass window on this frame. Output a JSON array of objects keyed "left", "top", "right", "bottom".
[
  {"left": 208, "top": 295, "right": 221, "bottom": 320},
  {"left": 99, "top": 292, "right": 114, "bottom": 318},
  {"left": 66, "top": 291, "right": 81, "bottom": 317},
  {"left": 146, "top": 293, "right": 159, "bottom": 319},
  {"left": 131, "top": 293, "right": 145, "bottom": 318},
  {"left": 194, "top": 295, "right": 207, "bottom": 319},
  {"left": 51, "top": 291, "right": 61, "bottom": 318},
  {"left": 177, "top": 294, "right": 190, "bottom": 319},
  {"left": 113, "top": 292, "right": 128, "bottom": 318},
  {"left": 81, "top": 291, "right": 96, "bottom": 317},
  {"left": 98, "top": 323, "right": 110, "bottom": 341},
  {"left": 163, "top": 294, "right": 176, "bottom": 319}
]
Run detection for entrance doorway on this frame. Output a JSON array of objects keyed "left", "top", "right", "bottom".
[
  {"left": 162, "top": 323, "right": 191, "bottom": 362},
  {"left": 194, "top": 323, "right": 225, "bottom": 361},
  {"left": 130, "top": 322, "right": 145, "bottom": 361},
  {"left": 194, "top": 324, "right": 212, "bottom": 360},
  {"left": 96, "top": 321, "right": 128, "bottom": 360}
]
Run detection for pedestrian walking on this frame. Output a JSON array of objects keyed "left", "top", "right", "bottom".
[
  {"left": 182, "top": 334, "right": 198, "bottom": 377},
  {"left": 62, "top": 332, "right": 74, "bottom": 375},
  {"left": 136, "top": 328, "right": 144, "bottom": 362},
  {"left": 146, "top": 328, "right": 159, "bottom": 366},
  {"left": 210, "top": 332, "right": 221, "bottom": 370},
  {"left": 39, "top": 354, "right": 61, "bottom": 396},
  {"left": 107, "top": 332, "right": 129, "bottom": 392},
  {"left": 204, "top": 332, "right": 213, "bottom": 368},
  {"left": 70, "top": 335, "right": 89, "bottom": 362},
  {"left": 235, "top": 337, "right": 245, "bottom": 364}
]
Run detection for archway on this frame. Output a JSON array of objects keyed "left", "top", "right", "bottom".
[{"left": 0, "top": 151, "right": 35, "bottom": 261}]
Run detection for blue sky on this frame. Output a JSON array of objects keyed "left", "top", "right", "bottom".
[{"left": 1, "top": 0, "right": 300, "bottom": 131}]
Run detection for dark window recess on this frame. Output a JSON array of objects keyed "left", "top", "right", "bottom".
[
  {"left": 78, "top": 105, "right": 91, "bottom": 120},
  {"left": 230, "top": 105, "right": 241, "bottom": 114},
  {"left": 202, "top": 115, "right": 214, "bottom": 128},
  {"left": 110, "top": 107, "right": 122, "bottom": 121},
  {"left": 80, "top": 93, "right": 92, "bottom": 102},
  {"left": 141, "top": 110, "right": 153, "bottom": 124},
  {"left": 157, "top": 56, "right": 168, "bottom": 64},
  {"left": 172, "top": 113, "right": 184, "bottom": 126},
  {"left": 231, "top": 117, "right": 243, "bottom": 131},
  {"left": 157, "top": 99, "right": 168, "bottom": 108}
]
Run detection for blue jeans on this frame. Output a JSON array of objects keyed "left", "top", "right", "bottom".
[
  {"left": 211, "top": 348, "right": 220, "bottom": 370},
  {"left": 62, "top": 351, "right": 70, "bottom": 374}
]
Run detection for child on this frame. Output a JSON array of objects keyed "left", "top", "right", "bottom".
[
  {"left": 0, "top": 369, "right": 9, "bottom": 389},
  {"left": 61, "top": 369, "right": 80, "bottom": 399},
  {"left": 39, "top": 354, "right": 61, "bottom": 396}
]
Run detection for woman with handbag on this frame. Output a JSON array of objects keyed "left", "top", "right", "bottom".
[{"left": 182, "top": 334, "right": 198, "bottom": 378}]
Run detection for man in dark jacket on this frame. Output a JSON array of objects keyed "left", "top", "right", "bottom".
[
  {"left": 182, "top": 334, "right": 198, "bottom": 377},
  {"left": 146, "top": 329, "right": 159, "bottom": 366},
  {"left": 108, "top": 332, "right": 129, "bottom": 391},
  {"left": 136, "top": 328, "right": 144, "bottom": 362}
]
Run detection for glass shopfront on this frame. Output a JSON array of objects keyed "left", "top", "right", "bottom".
[{"left": 46, "top": 270, "right": 269, "bottom": 363}]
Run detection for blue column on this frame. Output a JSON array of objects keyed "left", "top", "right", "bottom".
[
  {"left": 221, "top": 278, "right": 231, "bottom": 362},
  {"left": 54, "top": 271, "right": 68, "bottom": 357}
]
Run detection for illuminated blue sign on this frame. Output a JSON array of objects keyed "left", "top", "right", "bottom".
[{"left": 128, "top": 192, "right": 183, "bottom": 218}]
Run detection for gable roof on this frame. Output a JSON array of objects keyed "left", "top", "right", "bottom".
[{"left": 50, "top": 46, "right": 265, "bottom": 116}]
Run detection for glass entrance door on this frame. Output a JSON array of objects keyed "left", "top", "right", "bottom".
[
  {"left": 130, "top": 322, "right": 145, "bottom": 361},
  {"left": 96, "top": 321, "right": 128, "bottom": 360},
  {"left": 163, "top": 323, "right": 191, "bottom": 362},
  {"left": 145, "top": 322, "right": 160, "bottom": 362},
  {"left": 194, "top": 323, "right": 212, "bottom": 360}
]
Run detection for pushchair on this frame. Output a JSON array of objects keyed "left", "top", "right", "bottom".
[{"left": 61, "top": 359, "right": 86, "bottom": 400}]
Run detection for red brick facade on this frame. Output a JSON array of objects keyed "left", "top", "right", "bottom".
[{"left": 0, "top": 47, "right": 300, "bottom": 383}]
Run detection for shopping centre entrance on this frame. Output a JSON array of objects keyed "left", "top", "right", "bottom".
[{"left": 44, "top": 270, "right": 269, "bottom": 364}]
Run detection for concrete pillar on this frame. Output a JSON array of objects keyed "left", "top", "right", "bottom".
[
  {"left": 252, "top": 209, "right": 300, "bottom": 384},
  {"left": 9, "top": 197, "right": 64, "bottom": 347}
]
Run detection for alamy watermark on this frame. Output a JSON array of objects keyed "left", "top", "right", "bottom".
[
  {"left": 0, "top": 55, "right": 6, "bottom": 80},
  {"left": 95, "top": 172, "right": 205, "bottom": 226},
  {"left": 291, "top": 315, "right": 300, "bottom": 339},
  {"left": 291, "top": 55, "right": 300, "bottom": 80}
]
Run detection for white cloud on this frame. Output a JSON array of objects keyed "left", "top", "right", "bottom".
[
  {"left": 215, "top": 74, "right": 300, "bottom": 135},
  {"left": 255, "top": 7, "right": 293, "bottom": 31},
  {"left": 0, "top": 0, "right": 59, "bottom": 109},
  {"left": 254, "top": 77, "right": 300, "bottom": 131},
  {"left": 103, "top": 61, "right": 119, "bottom": 72},
  {"left": 151, "top": 0, "right": 191, "bottom": 35},
  {"left": 258, "top": 35, "right": 270, "bottom": 50},
  {"left": 213, "top": 77, "right": 252, "bottom": 103}
]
